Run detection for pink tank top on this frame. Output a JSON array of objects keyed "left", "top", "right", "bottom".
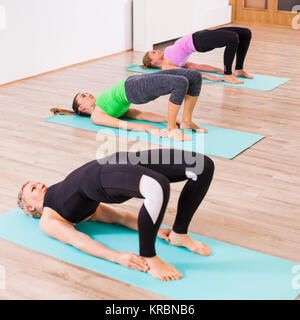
[{"left": 164, "top": 34, "right": 196, "bottom": 67}]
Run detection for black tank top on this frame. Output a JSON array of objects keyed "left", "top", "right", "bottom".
[
  {"left": 43, "top": 150, "right": 165, "bottom": 223},
  {"left": 43, "top": 160, "right": 116, "bottom": 223}
]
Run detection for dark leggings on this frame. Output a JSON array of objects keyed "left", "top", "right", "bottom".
[
  {"left": 192, "top": 27, "right": 252, "bottom": 75},
  {"left": 100, "top": 149, "right": 214, "bottom": 258},
  {"left": 125, "top": 68, "right": 202, "bottom": 106}
]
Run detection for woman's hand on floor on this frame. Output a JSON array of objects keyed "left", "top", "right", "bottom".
[
  {"left": 203, "top": 73, "right": 223, "bottom": 82},
  {"left": 144, "top": 124, "right": 169, "bottom": 138},
  {"left": 117, "top": 252, "right": 149, "bottom": 272}
]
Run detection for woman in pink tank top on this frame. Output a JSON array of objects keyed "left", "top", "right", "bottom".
[{"left": 142, "top": 27, "right": 253, "bottom": 84}]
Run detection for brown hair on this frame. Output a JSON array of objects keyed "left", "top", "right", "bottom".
[
  {"left": 142, "top": 52, "right": 157, "bottom": 69},
  {"left": 50, "top": 107, "right": 75, "bottom": 115},
  {"left": 17, "top": 182, "right": 42, "bottom": 219},
  {"left": 50, "top": 93, "right": 90, "bottom": 117}
]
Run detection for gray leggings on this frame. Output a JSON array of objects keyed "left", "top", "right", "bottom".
[{"left": 124, "top": 68, "right": 202, "bottom": 106}]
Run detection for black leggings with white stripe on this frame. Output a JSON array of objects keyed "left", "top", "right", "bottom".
[{"left": 100, "top": 149, "right": 214, "bottom": 257}]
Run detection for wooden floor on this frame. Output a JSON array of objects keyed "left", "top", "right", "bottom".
[{"left": 0, "top": 24, "right": 300, "bottom": 299}]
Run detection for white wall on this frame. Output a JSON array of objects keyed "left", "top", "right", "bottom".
[
  {"left": 133, "top": 0, "right": 232, "bottom": 51},
  {"left": 0, "top": 0, "right": 133, "bottom": 85},
  {"left": 193, "top": 0, "right": 231, "bottom": 30}
]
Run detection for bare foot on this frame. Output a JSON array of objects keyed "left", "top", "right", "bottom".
[
  {"left": 145, "top": 255, "right": 183, "bottom": 281},
  {"left": 223, "top": 74, "right": 244, "bottom": 84},
  {"left": 169, "top": 231, "right": 212, "bottom": 256},
  {"left": 234, "top": 69, "right": 254, "bottom": 79},
  {"left": 180, "top": 121, "right": 208, "bottom": 133},
  {"left": 167, "top": 128, "right": 191, "bottom": 141}
]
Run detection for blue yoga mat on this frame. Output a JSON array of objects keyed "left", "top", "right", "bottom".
[
  {"left": 0, "top": 209, "right": 299, "bottom": 300},
  {"left": 126, "top": 64, "right": 290, "bottom": 92},
  {"left": 45, "top": 115, "right": 264, "bottom": 159}
]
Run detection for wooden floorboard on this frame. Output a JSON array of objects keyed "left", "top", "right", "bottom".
[{"left": 0, "top": 24, "right": 299, "bottom": 299}]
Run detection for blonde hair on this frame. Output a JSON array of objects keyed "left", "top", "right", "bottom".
[
  {"left": 142, "top": 51, "right": 157, "bottom": 69},
  {"left": 17, "top": 182, "right": 42, "bottom": 219}
]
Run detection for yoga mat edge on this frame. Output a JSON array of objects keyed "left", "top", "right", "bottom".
[{"left": 0, "top": 209, "right": 299, "bottom": 300}]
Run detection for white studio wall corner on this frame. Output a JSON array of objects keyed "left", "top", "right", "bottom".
[
  {"left": 0, "top": 0, "right": 133, "bottom": 85},
  {"left": 133, "top": 0, "right": 232, "bottom": 52}
]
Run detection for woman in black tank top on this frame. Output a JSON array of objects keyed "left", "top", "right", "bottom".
[{"left": 17, "top": 148, "right": 214, "bottom": 281}]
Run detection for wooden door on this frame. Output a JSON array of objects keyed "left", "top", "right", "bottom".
[{"left": 230, "top": 0, "right": 300, "bottom": 28}]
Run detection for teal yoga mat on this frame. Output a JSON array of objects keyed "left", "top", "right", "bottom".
[
  {"left": 126, "top": 64, "right": 290, "bottom": 92},
  {"left": 45, "top": 115, "right": 264, "bottom": 159},
  {"left": 0, "top": 209, "right": 299, "bottom": 300}
]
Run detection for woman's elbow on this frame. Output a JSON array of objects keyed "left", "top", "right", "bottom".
[
  {"left": 72, "top": 235, "right": 93, "bottom": 251},
  {"left": 133, "top": 112, "right": 144, "bottom": 121}
]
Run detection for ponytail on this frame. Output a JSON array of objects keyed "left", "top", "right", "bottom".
[
  {"left": 140, "top": 65, "right": 152, "bottom": 70},
  {"left": 50, "top": 107, "right": 75, "bottom": 115}
]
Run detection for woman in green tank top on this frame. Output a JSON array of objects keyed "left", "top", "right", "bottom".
[{"left": 51, "top": 69, "right": 205, "bottom": 141}]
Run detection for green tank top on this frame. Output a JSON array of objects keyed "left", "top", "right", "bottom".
[{"left": 95, "top": 77, "right": 131, "bottom": 118}]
